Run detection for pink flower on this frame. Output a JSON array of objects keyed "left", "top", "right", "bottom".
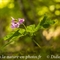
[
  {"left": 19, "top": 18, "right": 24, "bottom": 24},
  {"left": 11, "top": 22, "right": 19, "bottom": 28},
  {"left": 11, "top": 17, "right": 24, "bottom": 29}
]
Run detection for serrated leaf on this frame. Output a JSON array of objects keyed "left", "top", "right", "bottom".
[
  {"left": 19, "top": 28, "right": 25, "bottom": 34},
  {"left": 26, "top": 25, "right": 35, "bottom": 33},
  {"left": 26, "top": 24, "right": 35, "bottom": 33},
  {"left": 26, "top": 25, "right": 36, "bottom": 36}
]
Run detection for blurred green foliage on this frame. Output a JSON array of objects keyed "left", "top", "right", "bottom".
[{"left": 0, "top": 0, "right": 60, "bottom": 60}]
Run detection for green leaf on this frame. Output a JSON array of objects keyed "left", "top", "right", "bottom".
[
  {"left": 40, "top": 15, "right": 47, "bottom": 26},
  {"left": 42, "top": 20, "right": 55, "bottom": 28},
  {"left": 26, "top": 24, "right": 35, "bottom": 33},
  {"left": 26, "top": 24, "right": 35, "bottom": 36},
  {"left": 4, "top": 29, "right": 20, "bottom": 40},
  {"left": 19, "top": 28, "right": 25, "bottom": 34},
  {"left": 35, "top": 15, "right": 55, "bottom": 32},
  {"left": 40, "top": 15, "right": 55, "bottom": 28},
  {"left": 35, "top": 15, "right": 47, "bottom": 32},
  {"left": 35, "top": 22, "right": 40, "bottom": 32},
  {"left": 2, "top": 34, "right": 23, "bottom": 50},
  {"left": 3, "top": 29, "right": 25, "bottom": 48}
]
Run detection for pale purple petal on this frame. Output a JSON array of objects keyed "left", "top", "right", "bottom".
[
  {"left": 19, "top": 18, "right": 24, "bottom": 24},
  {"left": 11, "top": 24, "right": 15, "bottom": 28},
  {"left": 11, "top": 22, "right": 19, "bottom": 29},
  {"left": 14, "top": 23, "right": 19, "bottom": 28},
  {"left": 17, "top": 22, "right": 20, "bottom": 27},
  {"left": 11, "top": 17, "right": 24, "bottom": 29}
]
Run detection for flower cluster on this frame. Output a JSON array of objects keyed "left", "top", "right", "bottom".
[{"left": 11, "top": 17, "right": 24, "bottom": 29}]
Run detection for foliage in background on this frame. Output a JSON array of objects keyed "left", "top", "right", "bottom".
[{"left": 0, "top": 0, "right": 60, "bottom": 60}]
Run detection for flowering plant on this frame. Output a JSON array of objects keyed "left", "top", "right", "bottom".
[
  {"left": 11, "top": 17, "right": 24, "bottom": 29},
  {"left": 3, "top": 15, "right": 55, "bottom": 48}
]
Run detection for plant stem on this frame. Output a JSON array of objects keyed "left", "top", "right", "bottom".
[
  {"left": 33, "top": 39, "right": 41, "bottom": 49},
  {"left": 22, "top": 23, "right": 26, "bottom": 30}
]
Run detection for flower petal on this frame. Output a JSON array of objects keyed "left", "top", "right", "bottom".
[{"left": 19, "top": 18, "right": 24, "bottom": 24}]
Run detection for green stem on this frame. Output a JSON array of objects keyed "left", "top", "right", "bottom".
[
  {"left": 22, "top": 24, "right": 26, "bottom": 29},
  {"left": 33, "top": 39, "right": 41, "bottom": 48},
  {"left": 0, "top": 40, "right": 14, "bottom": 52}
]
